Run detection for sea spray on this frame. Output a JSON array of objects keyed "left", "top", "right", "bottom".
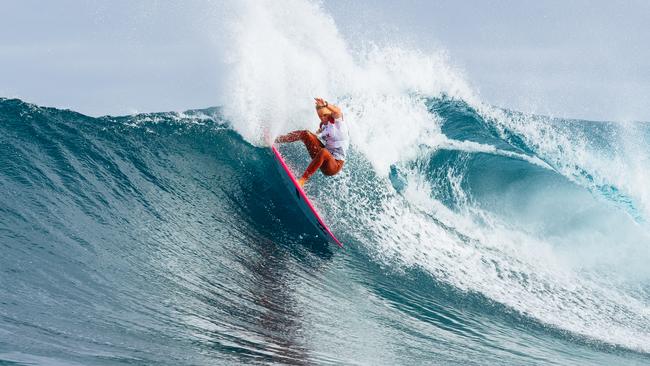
[{"left": 219, "top": 0, "right": 650, "bottom": 353}]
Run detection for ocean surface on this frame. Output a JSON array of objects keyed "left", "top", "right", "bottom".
[
  {"left": 1, "top": 96, "right": 649, "bottom": 365},
  {"left": 2, "top": 0, "right": 650, "bottom": 364}
]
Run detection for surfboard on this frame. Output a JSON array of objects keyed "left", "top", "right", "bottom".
[{"left": 271, "top": 145, "right": 343, "bottom": 248}]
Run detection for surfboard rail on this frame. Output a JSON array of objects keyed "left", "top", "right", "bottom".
[{"left": 271, "top": 145, "right": 343, "bottom": 247}]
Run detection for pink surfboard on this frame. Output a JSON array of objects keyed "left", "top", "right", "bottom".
[{"left": 271, "top": 145, "right": 343, "bottom": 248}]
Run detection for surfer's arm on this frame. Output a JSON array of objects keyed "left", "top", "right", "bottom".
[
  {"left": 326, "top": 103, "right": 342, "bottom": 119},
  {"left": 315, "top": 98, "right": 343, "bottom": 119}
]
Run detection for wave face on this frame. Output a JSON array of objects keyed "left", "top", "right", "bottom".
[{"left": 1, "top": 97, "right": 649, "bottom": 365}]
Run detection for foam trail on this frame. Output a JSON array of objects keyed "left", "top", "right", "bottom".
[{"left": 436, "top": 136, "right": 553, "bottom": 169}]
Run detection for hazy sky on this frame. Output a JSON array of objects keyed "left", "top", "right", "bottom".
[{"left": 1, "top": 0, "right": 649, "bottom": 121}]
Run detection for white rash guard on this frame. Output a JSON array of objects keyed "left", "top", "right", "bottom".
[{"left": 318, "top": 117, "right": 350, "bottom": 161}]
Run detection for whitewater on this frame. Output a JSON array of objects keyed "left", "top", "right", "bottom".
[{"left": 1, "top": 1, "right": 649, "bottom": 365}]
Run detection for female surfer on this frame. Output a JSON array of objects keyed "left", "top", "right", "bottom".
[{"left": 275, "top": 98, "right": 350, "bottom": 187}]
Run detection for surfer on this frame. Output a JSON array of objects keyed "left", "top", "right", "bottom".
[{"left": 275, "top": 98, "right": 350, "bottom": 186}]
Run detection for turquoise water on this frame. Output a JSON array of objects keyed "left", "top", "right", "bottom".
[{"left": 1, "top": 98, "right": 648, "bottom": 365}]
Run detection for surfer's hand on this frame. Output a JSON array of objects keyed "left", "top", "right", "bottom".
[{"left": 314, "top": 97, "right": 326, "bottom": 107}]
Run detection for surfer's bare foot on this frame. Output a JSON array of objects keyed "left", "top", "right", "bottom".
[{"left": 297, "top": 177, "right": 307, "bottom": 187}]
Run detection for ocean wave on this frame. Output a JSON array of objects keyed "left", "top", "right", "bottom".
[{"left": 1, "top": 97, "right": 649, "bottom": 365}]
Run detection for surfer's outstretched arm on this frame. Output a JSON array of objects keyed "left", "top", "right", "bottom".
[{"left": 315, "top": 97, "right": 342, "bottom": 119}]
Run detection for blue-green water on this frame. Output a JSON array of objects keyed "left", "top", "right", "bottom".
[{"left": 1, "top": 97, "right": 649, "bottom": 365}]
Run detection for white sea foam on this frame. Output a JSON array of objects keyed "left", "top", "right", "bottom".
[
  {"left": 222, "top": 0, "right": 476, "bottom": 173},
  {"left": 221, "top": 0, "right": 650, "bottom": 353}
]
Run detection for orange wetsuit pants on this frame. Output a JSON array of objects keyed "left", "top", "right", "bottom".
[{"left": 275, "top": 130, "right": 344, "bottom": 180}]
